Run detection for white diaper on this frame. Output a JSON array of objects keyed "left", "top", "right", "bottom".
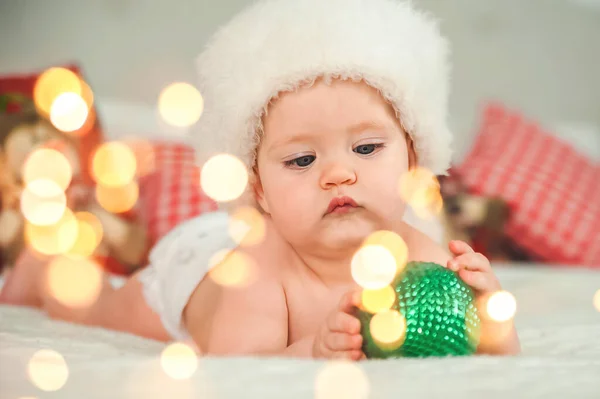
[{"left": 137, "top": 211, "right": 236, "bottom": 340}]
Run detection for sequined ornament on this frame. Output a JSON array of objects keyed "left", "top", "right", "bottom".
[{"left": 356, "top": 261, "right": 480, "bottom": 358}]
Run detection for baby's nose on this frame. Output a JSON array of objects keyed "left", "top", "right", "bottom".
[{"left": 319, "top": 161, "right": 357, "bottom": 188}]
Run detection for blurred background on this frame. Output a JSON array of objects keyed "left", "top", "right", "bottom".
[
  {"left": 0, "top": 0, "right": 599, "bottom": 275},
  {"left": 1, "top": 0, "right": 599, "bottom": 157}
]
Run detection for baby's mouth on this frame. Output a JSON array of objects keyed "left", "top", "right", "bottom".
[
  {"left": 329, "top": 204, "right": 358, "bottom": 214},
  {"left": 325, "top": 196, "right": 360, "bottom": 216}
]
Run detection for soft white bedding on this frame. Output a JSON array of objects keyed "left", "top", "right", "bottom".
[{"left": 1, "top": 264, "right": 599, "bottom": 398}]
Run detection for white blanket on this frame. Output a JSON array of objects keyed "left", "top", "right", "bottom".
[{"left": 1, "top": 264, "right": 599, "bottom": 398}]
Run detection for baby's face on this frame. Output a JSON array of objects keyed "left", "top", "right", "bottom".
[{"left": 255, "top": 79, "right": 413, "bottom": 251}]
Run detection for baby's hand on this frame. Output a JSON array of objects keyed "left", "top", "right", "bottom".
[
  {"left": 312, "top": 290, "right": 364, "bottom": 360},
  {"left": 447, "top": 240, "right": 501, "bottom": 295}
]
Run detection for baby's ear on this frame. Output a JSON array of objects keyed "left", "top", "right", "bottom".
[
  {"left": 407, "top": 136, "right": 418, "bottom": 170},
  {"left": 251, "top": 171, "right": 270, "bottom": 214}
]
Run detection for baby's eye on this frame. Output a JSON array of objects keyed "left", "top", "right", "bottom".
[
  {"left": 284, "top": 155, "right": 315, "bottom": 168},
  {"left": 354, "top": 143, "right": 383, "bottom": 155}
]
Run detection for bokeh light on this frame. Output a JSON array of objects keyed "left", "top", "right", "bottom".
[
  {"left": 208, "top": 249, "right": 256, "bottom": 287},
  {"left": 46, "top": 257, "right": 103, "bottom": 308},
  {"left": 23, "top": 148, "right": 73, "bottom": 191},
  {"left": 485, "top": 291, "right": 517, "bottom": 322},
  {"left": 27, "top": 349, "right": 69, "bottom": 392},
  {"left": 66, "top": 219, "right": 99, "bottom": 258},
  {"left": 315, "top": 361, "right": 370, "bottom": 399},
  {"left": 50, "top": 92, "right": 89, "bottom": 132},
  {"left": 79, "top": 79, "right": 95, "bottom": 110},
  {"left": 361, "top": 230, "right": 408, "bottom": 272},
  {"left": 160, "top": 342, "right": 198, "bottom": 380},
  {"left": 25, "top": 208, "right": 79, "bottom": 255},
  {"left": 369, "top": 309, "right": 406, "bottom": 351},
  {"left": 95, "top": 181, "right": 139, "bottom": 214},
  {"left": 33, "top": 67, "right": 82, "bottom": 116},
  {"left": 92, "top": 142, "right": 137, "bottom": 187},
  {"left": 398, "top": 167, "right": 443, "bottom": 219},
  {"left": 361, "top": 286, "right": 396, "bottom": 314},
  {"left": 74, "top": 211, "right": 104, "bottom": 248},
  {"left": 20, "top": 179, "right": 66, "bottom": 226},
  {"left": 158, "top": 82, "right": 204, "bottom": 127},
  {"left": 466, "top": 301, "right": 482, "bottom": 348},
  {"left": 200, "top": 154, "right": 248, "bottom": 202},
  {"left": 593, "top": 289, "right": 600, "bottom": 312},
  {"left": 351, "top": 245, "right": 397, "bottom": 290},
  {"left": 228, "top": 206, "right": 266, "bottom": 247}
]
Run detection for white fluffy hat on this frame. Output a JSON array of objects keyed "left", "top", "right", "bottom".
[{"left": 193, "top": 0, "right": 453, "bottom": 176}]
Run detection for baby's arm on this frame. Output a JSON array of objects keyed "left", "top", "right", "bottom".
[{"left": 183, "top": 256, "right": 313, "bottom": 357}]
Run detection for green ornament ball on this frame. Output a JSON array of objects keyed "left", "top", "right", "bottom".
[{"left": 356, "top": 261, "right": 481, "bottom": 358}]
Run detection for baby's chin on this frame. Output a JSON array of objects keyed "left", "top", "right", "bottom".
[{"left": 317, "top": 217, "right": 380, "bottom": 250}]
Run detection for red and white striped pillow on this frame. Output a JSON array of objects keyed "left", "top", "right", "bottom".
[{"left": 455, "top": 104, "right": 600, "bottom": 267}]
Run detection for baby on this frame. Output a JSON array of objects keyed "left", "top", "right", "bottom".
[{"left": 1, "top": 0, "right": 519, "bottom": 358}]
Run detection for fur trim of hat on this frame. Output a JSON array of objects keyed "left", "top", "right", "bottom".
[{"left": 193, "top": 0, "right": 453, "bottom": 180}]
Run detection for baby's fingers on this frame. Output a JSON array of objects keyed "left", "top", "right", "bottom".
[
  {"left": 325, "top": 332, "right": 363, "bottom": 352},
  {"left": 448, "top": 252, "right": 489, "bottom": 272},
  {"left": 338, "top": 290, "right": 362, "bottom": 313},
  {"left": 327, "top": 311, "right": 361, "bottom": 334},
  {"left": 331, "top": 350, "right": 364, "bottom": 361},
  {"left": 458, "top": 269, "right": 501, "bottom": 293},
  {"left": 448, "top": 240, "right": 474, "bottom": 257}
]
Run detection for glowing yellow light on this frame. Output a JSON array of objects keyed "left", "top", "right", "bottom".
[
  {"left": 25, "top": 208, "right": 79, "bottom": 255},
  {"left": 158, "top": 82, "right": 204, "bottom": 127},
  {"left": 50, "top": 92, "right": 89, "bottom": 132},
  {"left": 485, "top": 291, "right": 517, "bottom": 322},
  {"left": 351, "top": 245, "right": 397, "bottom": 290},
  {"left": 593, "top": 289, "right": 600, "bottom": 312},
  {"left": 123, "top": 137, "right": 156, "bottom": 177},
  {"left": 74, "top": 211, "right": 104, "bottom": 247},
  {"left": 369, "top": 309, "right": 406, "bottom": 350},
  {"left": 66, "top": 219, "right": 99, "bottom": 258},
  {"left": 361, "top": 286, "right": 396, "bottom": 314},
  {"left": 23, "top": 148, "right": 73, "bottom": 191},
  {"left": 95, "top": 181, "right": 139, "bottom": 214},
  {"left": 20, "top": 179, "right": 66, "bottom": 226},
  {"left": 92, "top": 142, "right": 137, "bottom": 187},
  {"left": 200, "top": 154, "right": 248, "bottom": 202},
  {"left": 398, "top": 167, "right": 443, "bottom": 219},
  {"left": 160, "top": 342, "right": 198, "bottom": 380},
  {"left": 228, "top": 206, "right": 266, "bottom": 247},
  {"left": 315, "top": 361, "right": 370, "bottom": 399},
  {"left": 34, "top": 67, "right": 82, "bottom": 116},
  {"left": 412, "top": 188, "right": 444, "bottom": 219},
  {"left": 27, "top": 349, "right": 69, "bottom": 392},
  {"left": 208, "top": 249, "right": 256, "bottom": 287},
  {"left": 46, "top": 257, "right": 103, "bottom": 308},
  {"left": 362, "top": 230, "right": 408, "bottom": 272},
  {"left": 466, "top": 303, "right": 482, "bottom": 348},
  {"left": 79, "top": 79, "right": 95, "bottom": 110}
]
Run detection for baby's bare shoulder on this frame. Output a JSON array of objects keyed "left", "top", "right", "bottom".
[
  {"left": 404, "top": 225, "right": 451, "bottom": 266},
  {"left": 183, "top": 216, "right": 291, "bottom": 354},
  {"left": 243, "top": 216, "right": 294, "bottom": 271}
]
